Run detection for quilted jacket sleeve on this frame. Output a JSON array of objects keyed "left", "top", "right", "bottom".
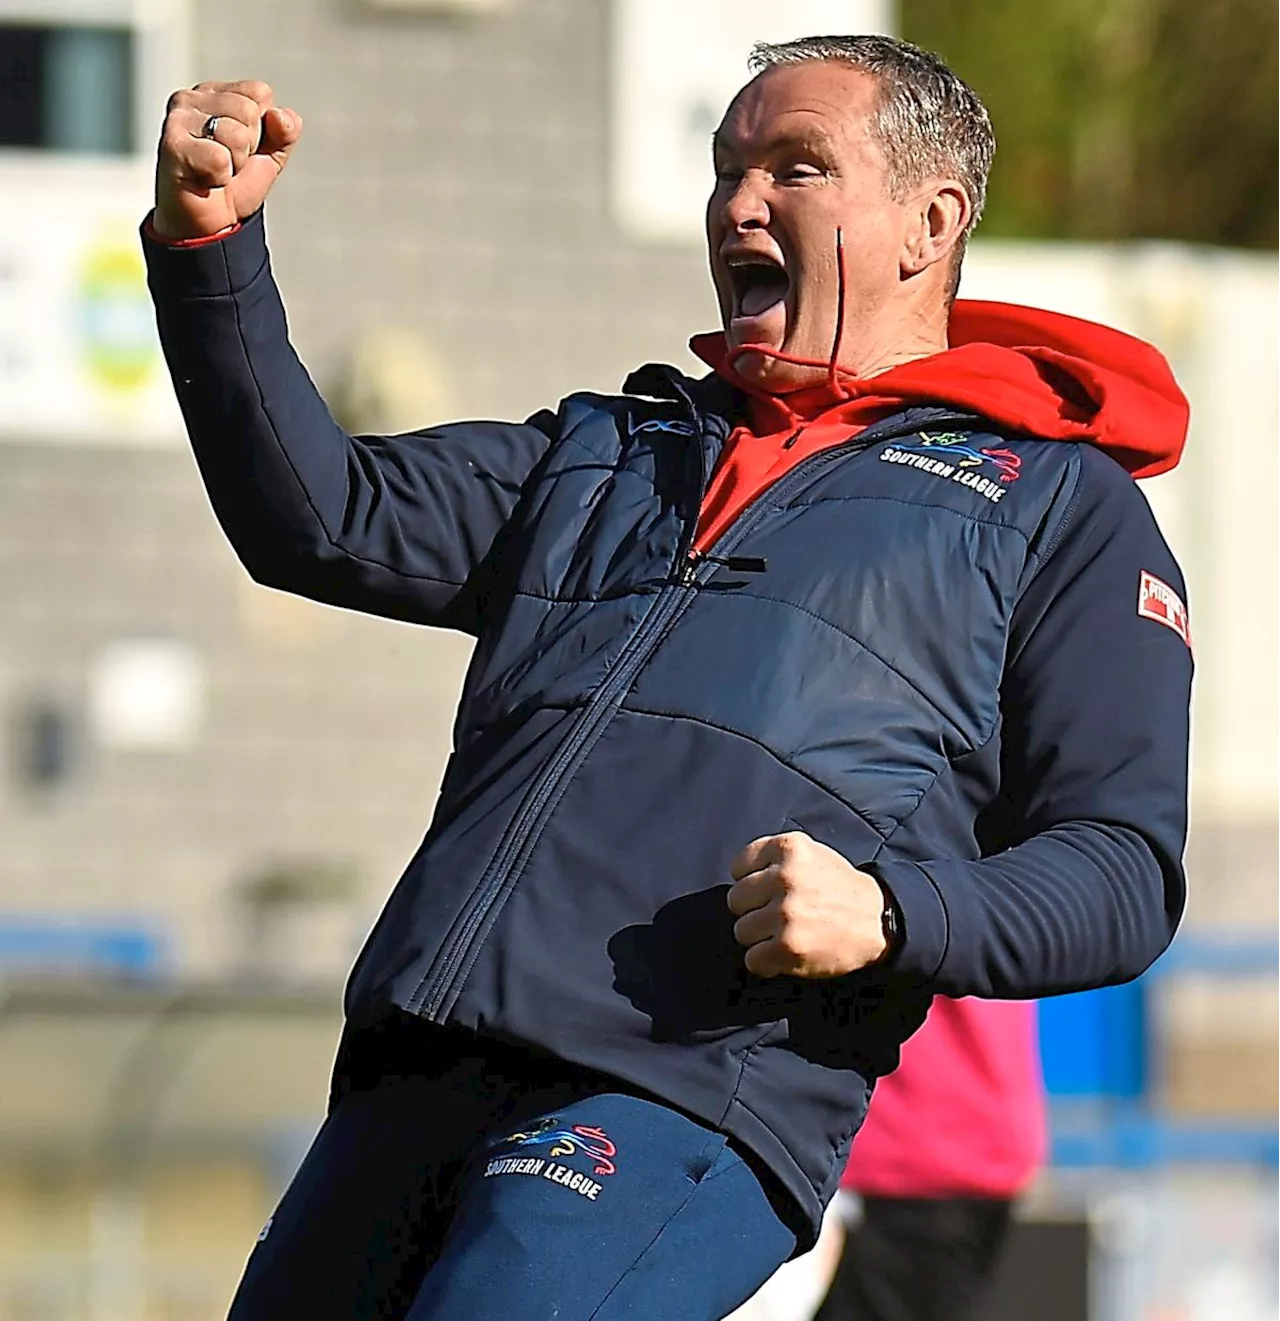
[
  {"left": 873, "top": 445, "right": 1193, "bottom": 998},
  {"left": 142, "top": 209, "right": 557, "bottom": 634}
]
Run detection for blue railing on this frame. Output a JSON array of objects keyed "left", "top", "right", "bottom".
[
  {"left": 0, "top": 921, "right": 168, "bottom": 978},
  {"left": 1040, "top": 930, "right": 1278, "bottom": 1168}
]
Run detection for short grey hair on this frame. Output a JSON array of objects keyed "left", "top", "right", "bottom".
[{"left": 749, "top": 35, "right": 995, "bottom": 287}]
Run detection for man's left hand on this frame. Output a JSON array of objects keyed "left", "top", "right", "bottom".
[{"left": 727, "top": 831, "right": 891, "bottom": 978}]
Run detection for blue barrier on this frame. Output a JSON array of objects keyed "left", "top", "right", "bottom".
[
  {"left": 1040, "top": 980, "right": 1147, "bottom": 1099},
  {"left": 1040, "top": 930, "right": 1278, "bottom": 1168},
  {"left": 1051, "top": 1108, "right": 1280, "bottom": 1168},
  {"left": 1151, "top": 930, "right": 1278, "bottom": 978},
  {"left": 0, "top": 921, "right": 168, "bottom": 977}
]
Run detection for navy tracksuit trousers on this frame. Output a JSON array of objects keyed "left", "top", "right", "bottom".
[{"left": 228, "top": 1018, "right": 796, "bottom": 1320}]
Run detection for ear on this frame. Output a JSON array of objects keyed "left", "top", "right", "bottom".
[{"left": 901, "top": 180, "right": 971, "bottom": 278}]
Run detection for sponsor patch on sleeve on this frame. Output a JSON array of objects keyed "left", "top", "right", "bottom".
[{"left": 1137, "top": 570, "right": 1191, "bottom": 648}]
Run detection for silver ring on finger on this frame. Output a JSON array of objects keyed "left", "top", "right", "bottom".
[{"left": 200, "top": 115, "right": 222, "bottom": 140}]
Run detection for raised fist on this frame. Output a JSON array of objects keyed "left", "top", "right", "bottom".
[
  {"left": 153, "top": 80, "right": 302, "bottom": 240},
  {"left": 726, "top": 831, "right": 893, "bottom": 979}
]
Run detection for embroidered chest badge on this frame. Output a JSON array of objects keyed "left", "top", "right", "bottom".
[
  {"left": 878, "top": 431, "right": 1022, "bottom": 505},
  {"left": 1138, "top": 570, "right": 1191, "bottom": 648}
]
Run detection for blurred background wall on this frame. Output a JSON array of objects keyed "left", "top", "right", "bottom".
[{"left": 0, "top": 1, "right": 1274, "bottom": 1318}]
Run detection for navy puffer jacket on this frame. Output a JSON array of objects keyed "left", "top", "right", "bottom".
[{"left": 144, "top": 212, "right": 1191, "bottom": 1242}]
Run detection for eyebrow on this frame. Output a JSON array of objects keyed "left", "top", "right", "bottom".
[{"left": 711, "top": 125, "right": 841, "bottom": 159}]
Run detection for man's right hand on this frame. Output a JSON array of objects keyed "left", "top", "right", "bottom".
[{"left": 153, "top": 80, "right": 302, "bottom": 240}]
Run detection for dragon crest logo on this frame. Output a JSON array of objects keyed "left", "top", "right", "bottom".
[
  {"left": 497, "top": 1116, "right": 618, "bottom": 1176},
  {"left": 902, "top": 432, "right": 1022, "bottom": 483},
  {"left": 879, "top": 431, "right": 1022, "bottom": 504}
]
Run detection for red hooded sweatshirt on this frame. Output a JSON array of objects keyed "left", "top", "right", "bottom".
[
  {"left": 689, "top": 299, "right": 1188, "bottom": 554},
  {"left": 689, "top": 300, "right": 1187, "bottom": 1199}
]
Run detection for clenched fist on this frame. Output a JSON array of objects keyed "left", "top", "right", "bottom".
[
  {"left": 153, "top": 80, "right": 302, "bottom": 240},
  {"left": 727, "top": 831, "right": 895, "bottom": 979}
]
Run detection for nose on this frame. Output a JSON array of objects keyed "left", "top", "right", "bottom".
[{"left": 721, "top": 171, "right": 770, "bottom": 233}]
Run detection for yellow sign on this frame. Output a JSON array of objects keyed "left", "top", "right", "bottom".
[{"left": 76, "top": 236, "right": 156, "bottom": 395}]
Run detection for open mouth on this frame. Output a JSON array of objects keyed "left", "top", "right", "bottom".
[{"left": 727, "top": 257, "right": 790, "bottom": 322}]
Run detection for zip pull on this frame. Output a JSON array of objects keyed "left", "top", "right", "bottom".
[
  {"left": 678, "top": 551, "right": 768, "bottom": 586},
  {"left": 701, "top": 553, "right": 768, "bottom": 573}
]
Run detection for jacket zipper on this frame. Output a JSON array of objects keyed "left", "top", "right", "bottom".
[
  {"left": 412, "top": 573, "right": 697, "bottom": 1020},
  {"left": 410, "top": 409, "right": 977, "bottom": 1020},
  {"left": 411, "top": 409, "right": 710, "bottom": 1020}
]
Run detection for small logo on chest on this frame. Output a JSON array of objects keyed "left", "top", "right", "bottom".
[
  {"left": 879, "top": 432, "right": 1022, "bottom": 505},
  {"left": 626, "top": 415, "right": 697, "bottom": 438}
]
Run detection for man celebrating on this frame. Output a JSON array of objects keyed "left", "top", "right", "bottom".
[{"left": 143, "top": 35, "right": 1191, "bottom": 1321}]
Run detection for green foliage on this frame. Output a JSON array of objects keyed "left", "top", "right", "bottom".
[{"left": 901, "top": 0, "right": 1278, "bottom": 248}]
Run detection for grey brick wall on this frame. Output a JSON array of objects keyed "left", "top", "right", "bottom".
[
  {"left": 0, "top": 440, "right": 475, "bottom": 974},
  {"left": 194, "top": 0, "right": 719, "bottom": 423}
]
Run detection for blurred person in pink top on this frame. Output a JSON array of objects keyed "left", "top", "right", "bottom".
[{"left": 814, "top": 997, "right": 1046, "bottom": 1321}]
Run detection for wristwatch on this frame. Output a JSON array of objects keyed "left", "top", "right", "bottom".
[
  {"left": 863, "top": 865, "right": 903, "bottom": 965},
  {"left": 880, "top": 887, "right": 902, "bottom": 959}
]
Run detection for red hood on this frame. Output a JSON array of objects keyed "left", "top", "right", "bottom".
[{"left": 690, "top": 299, "right": 1189, "bottom": 478}]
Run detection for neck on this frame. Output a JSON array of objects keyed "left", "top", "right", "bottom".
[
  {"left": 731, "top": 287, "right": 953, "bottom": 394},
  {"left": 837, "top": 292, "right": 951, "bottom": 380}
]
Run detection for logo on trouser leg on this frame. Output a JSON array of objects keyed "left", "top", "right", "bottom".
[{"left": 483, "top": 1116, "right": 618, "bottom": 1201}]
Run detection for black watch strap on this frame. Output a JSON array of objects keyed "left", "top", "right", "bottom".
[
  {"left": 881, "top": 889, "right": 902, "bottom": 955},
  {"left": 862, "top": 863, "right": 903, "bottom": 966}
]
